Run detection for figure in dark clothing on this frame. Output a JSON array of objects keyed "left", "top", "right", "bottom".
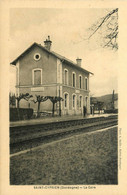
[{"left": 83, "top": 106, "right": 87, "bottom": 117}]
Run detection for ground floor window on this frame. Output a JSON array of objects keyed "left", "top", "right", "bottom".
[
  {"left": 64, "top": 93, "right": 69, "bottom": 109},
  {"left": 85, "top": 96, "right": 88, "bottom": 108},
  {"left": 72, "top": 94, "right": 76, "bottom": 109},
  {"left": 79, "top": 95, "right": 83, "bottom": 108}
]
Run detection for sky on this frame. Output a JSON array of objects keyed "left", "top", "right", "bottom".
[{"left": 10, "top": 8, "right": 118, "bottom": 96}]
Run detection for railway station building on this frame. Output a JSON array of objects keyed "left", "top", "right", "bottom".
[{"left": 10, "top": 36, "right": 93, "bottom": 115}]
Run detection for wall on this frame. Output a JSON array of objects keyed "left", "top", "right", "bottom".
[
  {"left": 62, "top": 62, "right": 89, "bottom": 89},
  {"left": 18, "top": 45, "right": 57, "bottom": 86},
  {"left": 61, "top": 61, "right": 90, "bottom": 115},
  {"left": 16, "top": 45, "right": 91, "bottom": 115},
  {"left": 16, "top": 45, "right": 58, "bottom": 112},
  {"left": 18, "top": 85, "right": 57, "bottom": 112}
]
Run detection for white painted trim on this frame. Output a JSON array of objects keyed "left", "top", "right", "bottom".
[
  {"left": 32, "top": 68, "right": 42, "bottom": 85},
  {"left": 72, "top": 72, "right": 76, "bottom": 88},
  {"left": 34, "top": 53, "right": 41, "bottom": 61},
  {"left": 16, "top": 61, "right": 19, "bottom": 96},
  {"left": 72, "top": 93, "right": 77, "bottom": 110},
  {"left": 60, "top": 61, "right": 62, "bottom": 84},
  {"left": 57, "top": 58, "right": 60, "bottom": 83},
  {"left": 16, "top": 84, "right": 90, "bottom": 92},
  {"left": 64, "top": 68, "right": 69, "bottom": 85},
  {"left": 57, "top": 58, "right": 62, "bottom": 84},
  {"left": 63, "top": 92, "right": 69, "bottom": 109}
]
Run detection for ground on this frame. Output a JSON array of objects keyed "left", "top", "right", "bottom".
[{"left": 10, "top": 127, "right": 118, "bottom": 185}]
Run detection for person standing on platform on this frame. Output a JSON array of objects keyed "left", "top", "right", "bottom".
[{"left": 83, "top": 106, "right": 87, "bottom": 117}]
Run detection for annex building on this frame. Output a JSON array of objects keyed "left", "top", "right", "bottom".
[{"left": 11, "top": 36, "right": 93, "bottom": 115}]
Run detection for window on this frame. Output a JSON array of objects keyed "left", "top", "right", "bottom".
[
  {"left": 34, "top": 53, "right": 41, "bottom": 61},
  {"left": 79, "top": 75, "right": 82, "bottom": 89},
  {"left": 72, "top": 72, "right": 76, "bottom": 87},
  {"left": 64, "top": 69, "right": 68, "bottom": 85},
  {"left": 32, "top": 68, "right": 42, "bottom": 85},
  {"left": 85, "top": 77, "right": 88, "bottom": 90},
  {"left": 64, "top": 93, "right": 69, "bottom": 109},
  {"left": 79, "top": 95, "right": 82, "bottom": 108},
  {"left": 72, "top": 94, "right": 76, "bottom": 109},
  {"left": 85, "top": 96, "right": 88, "bottom": 108}
]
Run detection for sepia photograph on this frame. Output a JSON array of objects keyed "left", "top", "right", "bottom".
[{"left": 9, "top": 7, "right": 119, "bottom": 186}]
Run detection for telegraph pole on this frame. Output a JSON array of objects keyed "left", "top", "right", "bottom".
[
  {"left": 59, "top": 85, "right": 61, "bottom": 116},
  {"left": 112, "top": 90, "right": 115, "bottom": 110}
]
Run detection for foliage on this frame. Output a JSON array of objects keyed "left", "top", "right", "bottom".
[
  {"left": 9, "top": 93, "right": 16, "bottom": 107},
  {"left": 104, "top": 109, "right": 118, "bottom": 114},
  {"left": 91, "top": 97, "right": 104, "bottom": 113},
  {"left": 15, "top": 93, "right": 33, "bottom": 109},
  {"left": 88, "top": 8, "right": 118, "bottom": 50},
  {"left": 47, "top": 96, "right": 64, "bottom": 116},
  {"left": 31, "top": 95, "right": 49, "bottom": 117}
]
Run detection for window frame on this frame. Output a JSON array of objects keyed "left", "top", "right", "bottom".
[
  {"left": 32, "top": 68, "right": 42, "bottom": 85},
  {"left": 64, "top": 92, "right": 69, "bottom": 109},
  {"left": 34, "top": 53, "right": 41, "bottom": 61},
  {"left": 79, "top": 95, "right": 83, "bottom": 108},
  {"left": 72, "top": 93, "right": 77, "bottom": 110},
  {"left": 79, "top": 74, "right": 82, "bottom": 89},
  {"left": 85, "top": 77, "right": 88, "bottom": 90},
  {"left": 64, "top": 69, "right": 69, "bottom": 85},
  {"left": 72, "top": 72, "right": 76, "bottom": 88}
]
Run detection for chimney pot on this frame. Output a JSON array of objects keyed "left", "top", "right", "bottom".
[
  {"left": 44, "top": 36, "right": 52, "bottom": 50},
  {"left": 76, "top": 58, "right": 82, "bottom": 66}
]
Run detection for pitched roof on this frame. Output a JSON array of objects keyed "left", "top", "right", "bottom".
[{"left": 10, "top": 42, "right": 93, "bottom": 75}]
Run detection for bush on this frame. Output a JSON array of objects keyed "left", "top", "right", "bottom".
[
  {"left": 104, "top": 109, "right": 118, "bottom": 114},
  {"left": 10, "top": 108, "right": 33, "bottom": 121}
]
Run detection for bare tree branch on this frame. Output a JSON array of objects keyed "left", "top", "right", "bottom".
[
  {"left": 86, "top": 8, "right": 118, "bottom": 50},
  {"left": 88, "top": 8, "right": 118, "bottom": 40}
]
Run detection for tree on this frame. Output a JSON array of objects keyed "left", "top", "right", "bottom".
[
  {"left": 96, "top": 101, "right": 104, "bottom": 114},
  {"left": 31, "top": 95, "right": 48, "bottom": 117},
  {"left": 87, "top": 8, "right": 118, "bottom": 50},
  {"left": 9, "top": 93, "right": 16, "bottom": 107},
  {"left": 16, "top": 93, "right": 33, "bottom": 109},
  {"left": 47, "top": 96, "right": 63, "bottom": 117},
  {"left": 15, "top": 93, "right": 33, "bottom": 120}
]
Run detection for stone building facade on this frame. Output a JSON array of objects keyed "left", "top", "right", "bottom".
[{"left": 11, "top": 36, "right": 93, "bottom": 115}]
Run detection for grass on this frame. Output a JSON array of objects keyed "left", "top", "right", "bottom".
[{"left": 10, "top": 127, "right": 118, "bottom": 185}]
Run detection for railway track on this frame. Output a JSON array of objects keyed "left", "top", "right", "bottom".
[{"left": 10, "top": 115, "right": 118, "bottom": 154}]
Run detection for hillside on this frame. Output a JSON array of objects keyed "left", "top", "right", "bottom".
[{"left": 94, "top": 93, "right": 118, "bottom": 104}]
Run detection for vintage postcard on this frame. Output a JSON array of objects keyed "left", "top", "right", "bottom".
[{"left": 0, "top": 0, "right": 127, "bottom": 194}]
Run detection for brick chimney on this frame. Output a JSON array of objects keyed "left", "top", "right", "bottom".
[
  {"left": 76, "top": 58, "right": 82, "bottom": 67},
  {"left": 44, "top": 36, "right": 52, "bottom": 50}
]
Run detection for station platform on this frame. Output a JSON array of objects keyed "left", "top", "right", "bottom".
[{"left": 10, "top": 113, "right": 117, "bottom": 127}]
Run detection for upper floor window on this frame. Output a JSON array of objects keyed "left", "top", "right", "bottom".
[
  {"left": 32, "top": 68, "right": 42, "bottom": 85},
  {"left": 72, "top": 72, "right": 76, "bottom": 87},
  {"left": 79, "top": 75, "right": 82, "bottom": 89},
  {"left": 64, "top": 69, "right": 68, "bottom": 85},
  {"left": 85, "top": 77, "right": 88, "bottom": 90},
  {"left": 34, "top": 53, "right": 41, "bottom": 61}
]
